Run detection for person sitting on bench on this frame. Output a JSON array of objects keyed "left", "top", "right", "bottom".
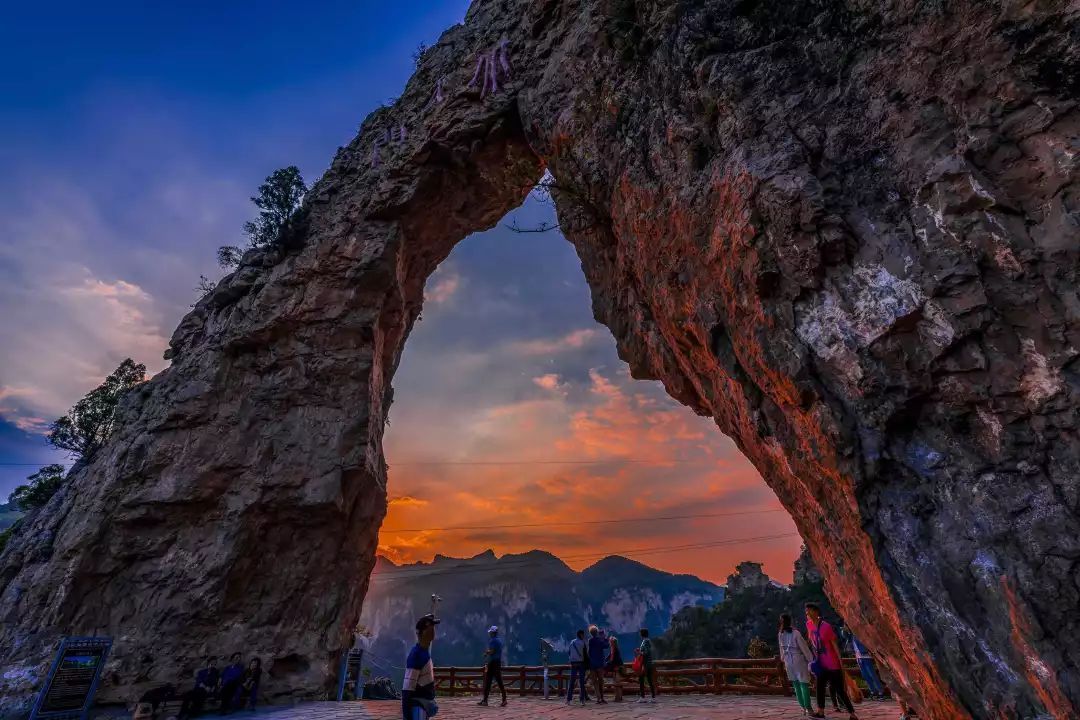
[
  {"left": 218, "top": 653, "right": 244, "bottom": 714},
  {"left": 237, "top": 658, "right": 262, "bottom": 710},
  {"left": 179, "top": 658, "right": 220, "bottom": 718}
]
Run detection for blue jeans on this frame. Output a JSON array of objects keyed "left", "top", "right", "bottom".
[
  {"left": 857, "top": 657, "right": 884, "bottom": 695},
  {"left": 567, "top": 662, "right": 587, "bottom": 702}
]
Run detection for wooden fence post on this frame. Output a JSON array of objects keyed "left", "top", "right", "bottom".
[
  {"left": 519, "top": 667, "right": 527, "bottom": 697},
  {"left": 448, "top": 667, "right": 456, "bottom": 696}
]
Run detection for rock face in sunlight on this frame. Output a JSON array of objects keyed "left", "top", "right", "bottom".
[
  {"left": 360, "top": 552, "right": 722, "bottom": 671},
  {"left": 0, "top": 1, "right": 1077, "bottom": 718}
]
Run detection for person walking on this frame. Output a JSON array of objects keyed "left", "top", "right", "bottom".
[
  {"left": 479, "top": 626, "right": 507, "bottom": 707},
  {"left": 402, "top": 614, "right": 440, "bottom": 720},
  {"left": 805, "top": 603, "right": 857, "bottom": 720},
  {"left": 566, "top": 629, "right": 588, "bottom": 706},
  {"left": 778, "top": 613, "right": 814, "bottom": 715},
  {"left": 636, "top": 628, "right": 657, "bottom": 703},
  {"left": 851, "top": 636, "right": 885, "bottom": 700},
  {"left": 218, "top": 653, "right": 244, "bottom": 714},
  {"left": 587, "top": 626, "right": 608, "bottom": 704}
]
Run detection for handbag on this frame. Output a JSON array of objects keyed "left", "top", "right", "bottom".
[{"left": 631, "top": 655, "right": 645, "bottom": 674}]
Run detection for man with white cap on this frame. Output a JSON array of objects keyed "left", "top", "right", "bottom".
[{"left": 478, "top": 625, "right": 507, "bottom": 707}]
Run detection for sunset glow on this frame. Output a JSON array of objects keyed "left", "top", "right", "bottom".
[{"left": 378, "top": 207, "right": 801, "bottom": 585}]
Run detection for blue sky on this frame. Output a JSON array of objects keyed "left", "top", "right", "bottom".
[{"left": 0, "top": 1, "right": 800, "bottom": 582}]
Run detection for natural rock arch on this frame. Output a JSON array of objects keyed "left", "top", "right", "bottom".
[{"left": 1, "top": 1, "right": 1077, "bottom": 718}]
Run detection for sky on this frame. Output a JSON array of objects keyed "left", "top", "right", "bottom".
[{"left": 0, "top": 1, "right": 801, "bottom": 584}]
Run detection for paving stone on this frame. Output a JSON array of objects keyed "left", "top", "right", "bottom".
[{"left": 237, "top": 696, "right": 902, "bottom": 720}]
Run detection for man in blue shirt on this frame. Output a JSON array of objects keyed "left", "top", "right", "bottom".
[
  {"left": 478, "top": 625, "right": 507, "bottom": 707},
  {"left": 403, "top": 614, "right": 439, "bottom": 720},
  {"left": 178, "top": 657, "right": 219, "bottom": 718},
  {"left": 218, "top": 653, "right": 244, "bottom": 714},
  {"left": 566, "top": 629, "right": 587, "bottom": 705}
]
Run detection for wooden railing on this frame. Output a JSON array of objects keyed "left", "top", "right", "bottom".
[
  {"left": 434, "top": 657, "right": 791, "bottom": 698},
  {"left": 433, "top": 656, "right": 890, "bottom": 699}
]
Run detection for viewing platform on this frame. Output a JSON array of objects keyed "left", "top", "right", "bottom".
[{"left": 235, "top": 696, "right": 902, "bottom": 720}]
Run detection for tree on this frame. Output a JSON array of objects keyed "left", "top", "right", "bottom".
[
  {"left": 216, "top": 246, "right": 244, "bottom": 270},
  {"left": 48, "top": 359, "right": 146, "bottom": 462},
  {"left": 9, "top": 464, "right": 66, "bottom": 511},
  {"left": 746, "top": 636, "right": 772, "bottom": 659},
  {"left": 192, "top": 275, "right": 216, "bottom": 307},
  {"left": 218, "top": 166, "right": 307, "bottom": 269}
]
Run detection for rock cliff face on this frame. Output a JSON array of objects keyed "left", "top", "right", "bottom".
[{"left": 0, "top": 1, "right": 1077, "bottom": 718}]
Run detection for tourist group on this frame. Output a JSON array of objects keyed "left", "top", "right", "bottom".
[
  {"left": 174, "top": 653, "right": 262, "bottom": 718},
  {"left": 402, "top": 602, "right": 914, "bottom": 720},
  {"left": 401, "top": 616, "right": 656, "bottom": 719}
]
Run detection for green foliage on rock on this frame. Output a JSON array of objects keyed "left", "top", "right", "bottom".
[
  {"left": 655, "top": 547, "right": 842, "bottom": 659},
  {"left": 0, "top": 524, "right": 14, "bottom": 554},
  {"left": 48, "top": 359, "right": 146, "bottom": 462},
  {"left": 9, "top": 464, "right": 66, "bottom": 511},
  {"left": 219, "top": 166, "right": 307, "bottom": 269}
]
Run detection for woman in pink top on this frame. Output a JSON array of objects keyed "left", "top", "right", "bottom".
[{"left": 805, "top": 602, "right": 857, "bottom": 719}]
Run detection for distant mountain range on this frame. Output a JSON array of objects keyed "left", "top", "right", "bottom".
[{"left": 358, "top": 550, "right": 724, "bottom": 672}]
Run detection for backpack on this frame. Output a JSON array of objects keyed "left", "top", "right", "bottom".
[{"left": 809, "top": 624, "right": 825, "bottom": 676}]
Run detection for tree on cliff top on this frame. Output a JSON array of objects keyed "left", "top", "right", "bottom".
[
  {"left": 48, "top": 358, "right": 146, "bottom": 462},
  {"left": 218, "top": 166, "right": 307, "bottom": 268},
  {"left": 9, "top": 464, "right": 66, "bottom": 511}
]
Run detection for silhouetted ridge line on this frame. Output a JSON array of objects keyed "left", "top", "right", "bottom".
[{"left": 371, "top": 532, "right": 799, "bottom": 581}]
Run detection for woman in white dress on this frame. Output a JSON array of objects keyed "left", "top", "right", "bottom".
[{"left": 778, "top": 613, "right": 815, "bottom": 714}]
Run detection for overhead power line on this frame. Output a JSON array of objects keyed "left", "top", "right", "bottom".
[
  {"left": 380, "top": 507, "right": 787, "bottom": 533},
  {"left": 0, "top": 457, "right": 714, "bottom": 468},
  {"left": 391, "top": 459, "right": 706, "bottom": 466}
]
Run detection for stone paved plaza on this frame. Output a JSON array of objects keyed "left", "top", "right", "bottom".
[{"left": 243, "top": 697, "right": 901, "bottom": 720}]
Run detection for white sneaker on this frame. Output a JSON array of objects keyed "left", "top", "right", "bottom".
[{"left": 636, "top": 698, "right": 647, "bottom": 703}]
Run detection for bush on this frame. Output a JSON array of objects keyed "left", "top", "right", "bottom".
[
  {"left": 747, "top": 637, "right": 772, "bottom": 659},
  {"left": 9, "top": 464, "right": 66, "bottom": 511},
  {"left": 48, "top": 359, "right": 146, "bottom": 462}
]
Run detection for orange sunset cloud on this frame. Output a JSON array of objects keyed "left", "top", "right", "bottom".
[{"left": 381, "top": 363, "right": 800, "bottom": 585}]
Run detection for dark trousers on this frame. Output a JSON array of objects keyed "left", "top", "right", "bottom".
[
  {"left": 482, "top": 662, "right": 505, "bottom": 702},
  {"left": 219, "top": 680, "right": 241, "bottom": 714},
  {"left": 567, "top": 662, "right": 587, "bottom": 702},
  {"left": 816, "top": 669, "right": 854, "bottom": 713},
  {"left": 238, "top": 684, "right": 258, "bottom": 710},
  {"left": 179, "top": 688, "right": 208, "bottom": 717},
  {"left": 639, "top": 662, "right": 656, "bottom": 698}
]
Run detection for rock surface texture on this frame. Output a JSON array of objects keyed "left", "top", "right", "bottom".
[{"left": 1, "top": 1, "right": 1078, "bottom": 718}]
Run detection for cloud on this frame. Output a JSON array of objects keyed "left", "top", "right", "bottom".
[
  {"left": 382, "top": 357, "right": 799, "bottom": 583},
  {"left": 424, "top": 270, "right": 461, "bottom": 305},
  {"left": 532, "top": 373, "right": 567, "bottom": 394},
  {"left": 389, "top": 495, "right": 430, "bottom": 508},
  {"left": 509, "top": 328, "right": 599, "bottom": 357},
  {"left": 0, "top": 264, "right": 169, "bottom": 432}
]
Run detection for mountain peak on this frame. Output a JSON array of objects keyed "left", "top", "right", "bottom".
[{"left": 582, "top": 555, "right": 659, "bottom": 575}]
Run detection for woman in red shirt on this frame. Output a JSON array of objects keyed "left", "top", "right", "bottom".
[{"left": 805, "top": 603, "right": 857, "bottom": 719}]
